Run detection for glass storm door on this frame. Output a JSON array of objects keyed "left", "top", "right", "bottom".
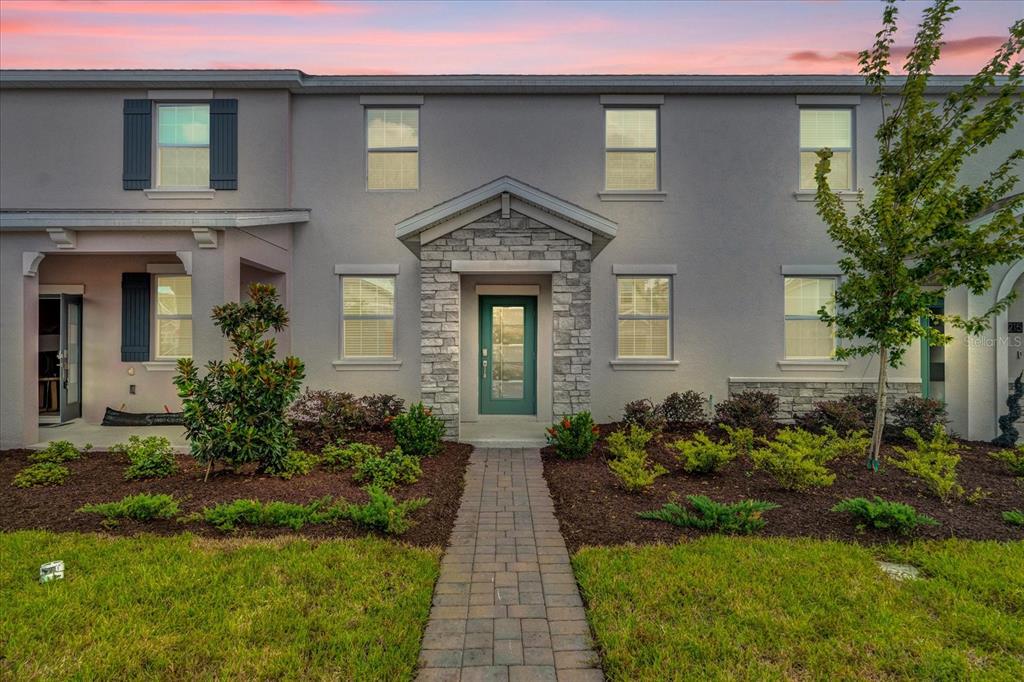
[
  {"left": 58, "top": 294, "right": 83, "bottom": 421},
  {"left": 479, "top": 296, "right": 537, "bottom": 415}
]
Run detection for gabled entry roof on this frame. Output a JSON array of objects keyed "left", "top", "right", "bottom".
[{"left": 395, "top": 176, "right": 617, "bottom": 255}]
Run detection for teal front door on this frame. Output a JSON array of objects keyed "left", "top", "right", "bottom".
[{"left": 480, "top": 296, "right": 537, "bottom": 415}]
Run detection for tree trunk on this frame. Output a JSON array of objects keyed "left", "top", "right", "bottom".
[{"left": 869, "top": 345, "right": 889, "bottom": 471}]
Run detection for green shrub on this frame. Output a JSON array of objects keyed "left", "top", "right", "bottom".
[
  {"left": 622, "top": 398, "right": 665, "bottom": 431},
  {"left": 823, "top": 427, "right": 871, "bottom": 459},
  {"left": 359, "top": 394, "right": 405, "bottom": 431},
  {"left": 174, "top": 283, "right": 305, "bottom": 477},
  {"left": 29, "top": 440, "right": 83, "bottom": 464},
  {"left": 201, "top": 496, "right": 342, "bottom": 532},
  {"left": 831, "top": 497, "right": 939, "bottom": 535},
  {"left": 12, "top": 463, "right": 69, "bottom": 488},
  {"left": 751, "top": 428, "right": 838, "bottom": 490},
  {"left": 661, "top": 391, "right": 708, "bottom": 428},
  {"left": 639, "top": 495, "right": 779, "bottom": 534},
  {"left": 321, "top": 441, "right": 379, "bottom": 470},
  {"left": 391, "top": 402, "right": 446, "bottom": 458},
  {"left": 353, "top": 447, "right": 421, "bottom": 489},
  {"left": 891, "top": 396, "right": 949, "bottom": 436},
  {"left": 720, "top": 425, "right": 755, "bottom": 457},
  {"left": 672, "top": 432, "right": 736, "bottom": 474},
  {"left": 79, "top": 493, "right": 180, "bottom": 525},
  {"left": 606, "top": 424, "right": 654, "bottom": 459},
  {"left": 1003, "top": 509, "right": 1024, "bottom": 527},
  {"left": 272, "top": 449, "right": 319, "bottom": 479},
  {"left": 546, "top": 412, "right": 600, "bottom": 460},
  {"left": 608, "top": 449, "right": 667, "bottom": 493},
  {"left": 342, "top": 486, "right": 429, "bottom": 535},
  {"left": 796, "top": 395, "right": 876, "bottom": 435},
  {"left": 889, "top": 426, "right": 963, "bottom": 502},
  {"left": 287, "top": 389, "right": 368, "bottom": 452},
  {"left": 112, "top": 435, "right": 178, "bottom": 480},
  {"left": 714, "top": 391, "right": 779, "bottom": 434},
  {"left": 991, "top": 445, "right": 1024, "bottom": 476}
]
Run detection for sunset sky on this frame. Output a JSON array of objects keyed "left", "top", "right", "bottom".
[{"left": 0, "top": 0, "right": 1019, "bottom": 74}]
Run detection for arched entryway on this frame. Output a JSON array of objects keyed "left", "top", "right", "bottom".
[{"left": 995, "top": 259, "right": 1024, "bottom": 439}]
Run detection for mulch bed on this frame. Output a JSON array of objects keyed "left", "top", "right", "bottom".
[
  {"left": 0, "top": 432, "right": 472, "bottom": 548},
  {"left": 542, "top": 423, "right": 1024, "bottom": 552}
]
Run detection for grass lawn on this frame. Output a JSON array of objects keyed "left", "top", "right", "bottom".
[
  {"left": 573, "top": 537, "right": 1024, "bottom": 681},
  {"left": 0, "top": 531, "right": 440, "bottom": 680}
]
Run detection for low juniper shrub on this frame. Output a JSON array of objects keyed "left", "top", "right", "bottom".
[
  {"left": 546, "top": 412, "right": 600, "bottom": 460},
  {"left": 353, "top": 446, "right": 421, "bottom": 489},
  {"left": 29, "top": 440, "right": 84, "bottom": 464},
  {"left": 890, "top": 396, "right": 949, "bottom": 437},
  {"left": 201, "top": 496, "right": 343, "bottom": 532},
  {"left": 751, "top": 427, "right": 838, "bottom": 490},
  {"left": 889, "top": 426, "right": 963, "bottom": 502},
  {"left": 714, "top": 391, "right": 779, "bottom": 434},
  {"left": 287, "top": 389, "right": 369, "bottom": 452},
  {"left": 608, "top": 448, "right": 667, "bottom": 493},
  {"left": 343, "top": 485, "right": 430, "bottom": 535},
  {"left": 359, "top": 393, "right": 405, "bottom": 431},
  {"left": 321, "top": 441, "right": 379, "bottom": 470},
  {"left": 622, "top": 399, "right": 665, "bottom": 431},
  {"left": 661, "top": 391, "right": 708, "bottom": 428},
  {"left": 605, "top": 424, "right": 654, "bottom": 459},
  {"left": 672, "top": 432, "right": 736, "bottom": 474},
  {"left": 823, "top": 427, "right": 871, "bottom": 459},
  {"left": 830, "top": 497, "right": 938, "bottom": 535},
  {"left": 1003, "top": 509, "right": 1024, "bottom": 527},
  {"left": 639, "top": 495, "right": 779, "bottom": 534},
  {"left": 991, "top": 445, "right": 1024, "bottom": 477},
  {"left": 721, "top": 424, "right": 755, "bottom": 457},
  {"left": 391, "top": 402, "right": 446, "bottom": 458},
  {"left": 272, "top": 449, "right": 320, "bottom": 479},
  {"left": 12, "top": 462, "right": 70, "bottom": 488},
  {"left": 112, "top": 435, "right": 178, "bottom": 480},
  {"left": 79, "top": 493, "right": 181, "bottom": 525}
]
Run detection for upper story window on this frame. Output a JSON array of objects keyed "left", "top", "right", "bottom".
[
  {"left": 605, "top": 109, "right": 658, "bottom": 191},
  {"left": 784, "top": 276, "right": 836, "bottom": 359},
  {"left": 154, "top": 274, "right": 192, "bottom": 359},
  {"left": 156, "top": 104, "right": 210, "bottom": 188},
  {"left": 367, "top": 108, "right": 419, "bottom": 190},
  {"left": 616, "top": 276, "right": 671, "bottom": 359},
  {"left": 342, "top": 276, "right": 396, "bottom": 358},
  {"left": 799, "top": 108, "right": 853, "bottom": 191}
]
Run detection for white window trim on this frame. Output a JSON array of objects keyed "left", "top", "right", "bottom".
[
  {"left": 603, "top": 106, "right": 661, "bottom": 194},
  {"left": 152, "top": 273, "right": 193, "bottom": 361},
  {"left": 614, "top": 274, "right": 674, "bottom": 362},
  {"left": 798, "top": 106, "right": 856, "bottom": 192},
  {"left": 339, "top": 271, "right": 398, "bottom": 364},
  {"left": 365, "top": 106, "right": 420, "bottom": 192},
  {"left": 783, "top": 274, "right": 838, "bottom": 361},
  {"left": 153, "top": 102, "right": 211, "bottom": 191}
]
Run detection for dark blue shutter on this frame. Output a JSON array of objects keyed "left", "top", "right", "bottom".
[
  {"left": 210, "top": 99, "right": 238, "bottom": 190},
  {"left": 122, "top": 100, "right": 151, "bottom": 190},
  {"left": 121, "top": 273, "right": 151, "bottom": 362}
]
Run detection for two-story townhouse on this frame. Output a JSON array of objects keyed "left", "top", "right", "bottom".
[{"left": 1, "top": 71, "right": 1020, "bottom": 449}]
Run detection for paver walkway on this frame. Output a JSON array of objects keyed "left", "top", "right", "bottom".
[{"left": 417, "top": 448, "right": 604, "bottom": 682}]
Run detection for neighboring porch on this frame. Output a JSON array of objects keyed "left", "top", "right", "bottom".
[{"left": 31, "top": 422, "right": 188, "bottom": 453}]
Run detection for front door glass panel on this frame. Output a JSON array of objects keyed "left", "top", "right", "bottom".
[{"left": 480, "top": 296, "right": 536, "bottom": 415}]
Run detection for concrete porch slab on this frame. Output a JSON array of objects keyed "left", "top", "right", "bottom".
[
  {"left": 30, "top": 421, "right": 189, "bottom": 453},
  {"left": 460, "top": 417, "right": 549, "bottom": 449}
]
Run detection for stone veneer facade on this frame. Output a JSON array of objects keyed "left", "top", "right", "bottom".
[
  {"left": 419, "top": 210, "right": 592, "bottom": 436},
  {"left": 728, "top": 379, "right": 922, "bottom": 422}
]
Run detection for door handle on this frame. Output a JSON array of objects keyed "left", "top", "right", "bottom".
[{"left": 482, "top": 359, "right": 488, "bottom": 380}]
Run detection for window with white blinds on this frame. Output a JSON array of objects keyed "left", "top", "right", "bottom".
[
  {"left": 342, "top": 276, "right": 396, "bottom": 358},
  {"left": 799, "top": 108, "right": 853, "bottom": 190},
  {"left": 367, "top": 109, "right": 419, "bottom": 190},
  {"left": 617, "top": 276, "right": 671, "bottom": 358},
  {"left": 157, "top": 104, "right": 210, "bottom": 188},
  {"left": 605, "top": 109, "right": 658, "bottom": 191},
  {"left": 784, "top": 276, "right": 837, "bottom": 359},
  {"left": 154, "top": 275, "right": 193, "bottom": 359}
]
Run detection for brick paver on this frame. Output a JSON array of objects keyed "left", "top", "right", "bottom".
[{"left": 417, "top": 448, "right": 603, "bottom": 682}]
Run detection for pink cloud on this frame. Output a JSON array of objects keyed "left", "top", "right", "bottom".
[
  {"left": 787, "top": 35, "right": 1008, "bottom": 68},
  {"left": 0, "top": 0, "right": 370, "bottom": 16}
]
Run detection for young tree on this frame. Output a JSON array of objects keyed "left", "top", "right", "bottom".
[
  {"left": 174, "top": 283, "right": 305, "bottom": 479},
  {"left": 814, "top": 0, "right": 1024, "bottom": 468}
]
